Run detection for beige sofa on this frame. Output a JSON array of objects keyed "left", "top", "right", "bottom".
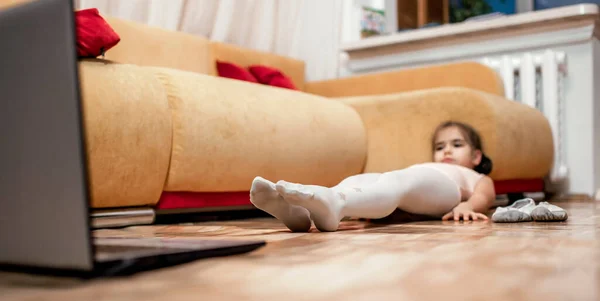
[
  {"left": 0, "top": 0, "right": 553, "bottom": 211},
  {"left": 75, "top": 16, "right": 553, "bottom": 211}
]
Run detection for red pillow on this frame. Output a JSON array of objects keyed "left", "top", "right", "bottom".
[
  {"left": 248, "top": 65, "right": 297, "bottom": 90},
  {"left": 75, "top": 8, "right": 121, "bottom": 58},
  {"left": 216, "top": 61, "right": 259, "bottom": 83}
]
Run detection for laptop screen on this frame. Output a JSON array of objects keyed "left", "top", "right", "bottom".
[{"left": 0, "top": 0, "right": 94, "bottom": 271}]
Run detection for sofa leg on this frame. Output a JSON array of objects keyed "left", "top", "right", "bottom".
[
  {"left": 506, "top": 193, "right": 526, "bottom": 205},
  {"left": 91, "top": 207, "right": 155, "bottom": 229}
]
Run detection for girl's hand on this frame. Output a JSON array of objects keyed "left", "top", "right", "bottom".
[{"left": 442, "top": 202, "right": 489, "bottom": 221}]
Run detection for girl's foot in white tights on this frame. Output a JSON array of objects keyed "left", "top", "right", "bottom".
[
  {"left": 249, "top": 177, "right": 312, "bottom": 232},
  {"left": 275, "top": 180, "right": 344, "bottom": 232}
]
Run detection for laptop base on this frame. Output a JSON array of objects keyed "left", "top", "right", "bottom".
[{"left": 0, "top": 238, "right": 265, "bottom": 279}]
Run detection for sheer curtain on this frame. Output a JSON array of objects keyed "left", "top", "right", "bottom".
[{"left": 75, "top": 0, "right": 346, "bottom": 81}]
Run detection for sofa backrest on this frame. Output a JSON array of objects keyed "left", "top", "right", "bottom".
[
  {"left": 207, "top": 42, "right": 306, "bottom": 91},
  {"left": 305, "top": 62, "right": 505, "bottom": 98},
  {"left": 103, "top": 16, "right": 306, "bottom": 90},
  {"left": 104, "top": 17, "right": 213, "bottom": 75}
]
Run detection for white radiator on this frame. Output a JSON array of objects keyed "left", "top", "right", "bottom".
[{"left": 479, "top": 50, "right": 568, "bottom": 183}]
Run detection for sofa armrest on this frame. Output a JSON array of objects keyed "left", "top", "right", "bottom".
[
  {"left": 147, "top": 67, "right": 366, "bottom": 192},
  {"left": 337, "top": 87, "right": 553, "bottom": 181},
  {"left": 305, "top": 62, "right": 505, "bottom": 98},
  {"left": 79, "top": 60, "right": 172, "bottom": 208}
]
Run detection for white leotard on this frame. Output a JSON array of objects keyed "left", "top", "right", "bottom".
[{"left": 410, "top": 162, "right": 485, "bottom": 201}]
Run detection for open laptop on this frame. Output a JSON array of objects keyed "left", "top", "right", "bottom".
[{"left": 0, "top": 0, "right": 265, "bottom": 278}]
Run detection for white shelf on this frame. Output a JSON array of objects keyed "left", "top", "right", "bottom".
[{"left": 341, "top": 3, "right": 599, "bottom": 52}]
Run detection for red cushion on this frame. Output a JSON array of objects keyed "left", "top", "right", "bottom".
[
  {"left": 216, "top": 61, "right": 259, "bottom": 83},
  {"left": 75, "top": 8, "right": 121, "bottom": 58},
  {"left": 248, "top": 65, "right": 297, "bottom": 90}
]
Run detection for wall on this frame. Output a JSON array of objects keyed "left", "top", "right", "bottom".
[{"left": 594, "top": 39, "right": 600, "bottom": 199}]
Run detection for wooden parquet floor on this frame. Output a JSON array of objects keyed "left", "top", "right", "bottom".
[{"left": 2, "top": 200, "right": 599, "bottom": 301}]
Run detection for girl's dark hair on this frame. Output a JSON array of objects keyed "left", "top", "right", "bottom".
[{"left": 432, "top": 121, "right": 493, "bottom": 175}]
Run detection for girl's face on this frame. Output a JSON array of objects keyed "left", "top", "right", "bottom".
[{"left": 433, "top": 126, "right": 482, "bottom": 169}]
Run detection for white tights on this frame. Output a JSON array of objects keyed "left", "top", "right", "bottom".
[{"left": 249, "top": 165, "right": 461, "bottom": 232}]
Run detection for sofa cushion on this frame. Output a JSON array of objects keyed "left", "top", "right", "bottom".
[
  {"left": 148, "top": 67, "right": 367, "bottom": 192},
  {"left": 336, "top": 87, "right": 553, "bottom": 181},
  {"left": 78, "top": 60, "right": 172, "bottom": 208}
]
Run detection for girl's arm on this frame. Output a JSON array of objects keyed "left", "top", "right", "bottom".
[
  {"left": 442, "top": 176, "right": 496, "bottom": 221},
  {"left": 464, "top": 176, "right": 496, "bottom": 213}
]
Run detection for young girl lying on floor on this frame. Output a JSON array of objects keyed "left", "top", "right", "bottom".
[{"left": 249, "top": 121, "right": 496, "bottom": 232}]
